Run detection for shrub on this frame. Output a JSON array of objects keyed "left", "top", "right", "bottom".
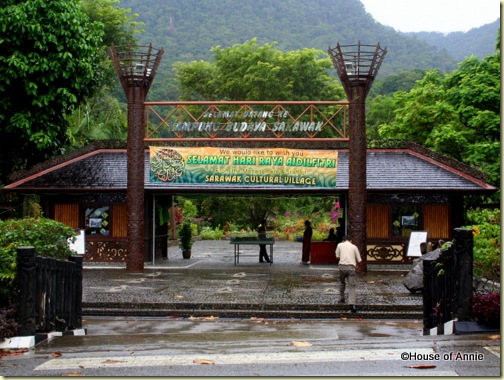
[
  {"left": 274, "top": 213, "right": 335, "bottom": 241},
  {"left": 0, "top": 217, "right": 77, "bottom": 303},
  {"left": 471, "top": 292, "right": 500, "bottom": 326},
  {"left": 0, "top": 246, "right": 16, "bottom": 303},
  {"left": 312, "top": 230, "right": 327, "bottom": 241},
  {"left": 200, "top": 226, "right": 224, "bottom": 240},
  {"left": 0, "top": 303, "right": 19, "bottom": 342},
  {"left": 0, "top": 217, "right": 77, "bottom": 259},
  {"left": 463, "top": 208, "right": 500, "bottom": 283}
]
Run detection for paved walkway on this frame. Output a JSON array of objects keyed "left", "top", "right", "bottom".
[{"left": 82, "top": 240, "right": 422, "bottom": 319}]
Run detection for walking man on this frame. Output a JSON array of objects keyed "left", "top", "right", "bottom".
[{"left": 336, "top": 235, "right": 362, "bottom": 312}]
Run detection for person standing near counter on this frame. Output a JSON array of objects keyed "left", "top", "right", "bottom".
[
  {"left": 301, "top": 220, "right": 312, "bottom": 264},
  {"left": 323, "top": 228, "right": 338, "bottom": 242},
  {"left": 336, "top": 235, "right": 362, "bottom": 312},
  {"left": 258, "top": 220, "right": 271, "bottom": 263}
]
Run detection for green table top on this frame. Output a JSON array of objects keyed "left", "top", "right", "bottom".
[{"left": 230, "top": 237, "right": 275, "bottom": 244}]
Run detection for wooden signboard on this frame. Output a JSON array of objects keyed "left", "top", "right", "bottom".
[{"left": 406, "top": 231, "right": 428, "bottom": 257}]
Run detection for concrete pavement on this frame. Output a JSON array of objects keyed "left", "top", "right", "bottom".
[{"left": 82, "top": 239, "right": 422, "bottom": 319}]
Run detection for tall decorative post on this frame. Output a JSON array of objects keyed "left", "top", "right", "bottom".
[
  {"left": 16, "top": 247, "right": 37, "bottom": 336},
  {"left": 452, "top": 228, "right": 474, "bottom": 321},
  {"left": 110, "top": 44, "right": 164, "bottom": 271},
  {"left": 328, "top": 42, "right": 386, "bottom": 272}
]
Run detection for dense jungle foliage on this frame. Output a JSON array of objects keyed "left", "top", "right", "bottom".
[
  {"left": 117, "top": 0, "right": 499, "bottom": 101},
  {"left": 464, "top": 208, "right": 501, "bottom": 284}
]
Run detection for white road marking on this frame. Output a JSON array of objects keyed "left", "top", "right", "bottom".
[
  {"left": 36, "top": 348, "right": 436, "bottom": 370},
  {"left": 377, "top": 372, "right": 458, "bottom": 376},
  {"left": 485, "top": 346, "right": 500, "bottom": 358},
  {"left": 323, "top": 288, "right": 338, "bottom": 293}
]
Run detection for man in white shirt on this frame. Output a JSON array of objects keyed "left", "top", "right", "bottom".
[{"left": 335, "top": 235, "right": 362, "bottom": 312}]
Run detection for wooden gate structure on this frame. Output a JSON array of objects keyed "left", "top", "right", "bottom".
[{"left": 4, "top": 44, "right": 496, "bottom": 269}]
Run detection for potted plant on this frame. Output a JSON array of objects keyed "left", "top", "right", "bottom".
[{"left": 178, "top": 222, "right": 193, "bottom": 259}]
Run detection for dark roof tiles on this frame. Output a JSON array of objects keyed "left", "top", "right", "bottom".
[
  {"left": 7, "top": 152, "right": 128, "bottom": 190},
  {"left": 4, "top": 149, "right": 495, "bottom": 193}
]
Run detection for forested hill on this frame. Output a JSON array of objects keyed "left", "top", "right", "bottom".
[
  {"left": 406, "top": 20, "right": 500, "bottom": 61},
  {"left": 117, "top": 0, "right": 500, "bottom": 99}
]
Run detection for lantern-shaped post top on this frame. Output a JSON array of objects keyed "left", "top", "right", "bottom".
[
  {"left": 109, "top": 44, "right": 164, "bottom": 95},
  {"left": 328, "top": 41, "right": 386, "bottom": 98}
]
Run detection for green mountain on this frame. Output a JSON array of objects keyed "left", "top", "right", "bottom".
[
  {"left": 406, "top": 20, "right": 500, "bottom": 62},
  {"left": 117, "top": 0, "right": 499, "bottom": 99}
]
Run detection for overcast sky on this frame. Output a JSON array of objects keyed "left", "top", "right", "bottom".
[{"left": 359, "top": 0, "right": 501, "bottom": 33}]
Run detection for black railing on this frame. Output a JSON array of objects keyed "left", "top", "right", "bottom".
[
  {"left": 423, "top": 228, "right": 473, "bottom": 334},
  {"left": 16, "top": 247, "right": 83, "bottom": 336}
]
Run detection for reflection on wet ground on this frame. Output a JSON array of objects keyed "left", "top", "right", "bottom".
[
  {"left": 34, "top": 317, "right": 425, "bottom": 354},
  {"left": 82, "top": 240, "right": 422, "bottom": 318}
]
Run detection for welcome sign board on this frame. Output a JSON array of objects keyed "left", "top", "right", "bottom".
[
  {"left": 145, "top": 101, "right": 349, "bottom": 140},
  {"left": 149, "top": 146, "right": 338, "bottom": 188}
]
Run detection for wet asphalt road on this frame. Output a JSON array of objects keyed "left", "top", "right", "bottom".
[{"left": 1, "top": 317, "right": 500, "bottom": 377}]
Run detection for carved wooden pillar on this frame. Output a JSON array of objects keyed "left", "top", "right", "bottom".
[
  {"left": 348, "top": 85, "right": 367, "bottom": 272},
  {"left": 328, "top": 42, "right": 387, "bottom": 272},
  {"left": 110, "top": 45, "right": 164, "bottom": 271},
  {"left": 126, "top": 100, "right": 146, "bottom": 271}
]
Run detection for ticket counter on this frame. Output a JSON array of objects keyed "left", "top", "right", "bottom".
[{"left": 310, "top": 241, "right": 339, "bottom": 264}]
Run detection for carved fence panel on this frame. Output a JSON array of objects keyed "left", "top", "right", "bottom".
[{"left": 422, "top": 228, "right": 473, "bottom": 334}]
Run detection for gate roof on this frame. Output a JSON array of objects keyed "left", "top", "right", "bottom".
[{"left": 4, "top": 143, "right": 495, "bottom": 194}]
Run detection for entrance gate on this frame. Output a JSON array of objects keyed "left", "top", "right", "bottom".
[
  {"left": 110, "top": 42, "right": 386, "bottom": 271},
  {"left": 144, "top": 101, "right": 350, "bottom": 265}
]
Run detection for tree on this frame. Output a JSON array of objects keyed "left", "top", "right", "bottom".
[
  {"left": 369, "top": 68, "right": 426, "bottom": 97},
  {"left": 65, "top": 93, "right": 127, "bottom": 147},
  {"left": 0, "top": 0, "right": 104, "bottom": 184},
  {"left": 442, "top": 53, "right": 501, "bottom": 187},
  {"left": 375, "top": 49, "right": 500, "bottom": 195},
  {"left": 173, "top": 38, "right": 344, "bottom": 101},
  {"left": 377, "top": 71, "right": 455, "bottom": 146},
  {"left": 81, "top": 0, "right": 141, "bottom": 49},
  {"left": 366, "top": 94, "right": 399, "bottom": 140},
  {"left": 65, "top": 0, "right": 143, "bottom": 149},
  {"left": 199, "top": 196, "right": 277, "bottom": 231}
]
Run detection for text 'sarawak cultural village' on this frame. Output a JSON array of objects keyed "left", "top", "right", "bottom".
[{"left": 4, "top": 43, "right": 496, "bottom": 272}]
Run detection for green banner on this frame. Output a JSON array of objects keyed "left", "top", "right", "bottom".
[{"left": 149, "top": 146, "right": 338, "bottom": 188}]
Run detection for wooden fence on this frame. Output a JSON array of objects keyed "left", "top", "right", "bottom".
[
  {"left": 16, "top": 247, "right": 83, "bottom": 336},
  {"left": 422, "top": 228, "right": 473, "bottom": 335}
]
